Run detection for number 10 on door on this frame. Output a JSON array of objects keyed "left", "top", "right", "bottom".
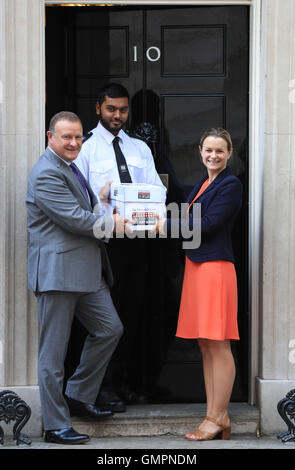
[{"left": 133, "top": 46, "right": 161, "bottom": 62}]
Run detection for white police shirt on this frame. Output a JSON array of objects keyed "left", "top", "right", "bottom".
[{"left": 75, "top": 121, "right": 166, "bottom": 197}]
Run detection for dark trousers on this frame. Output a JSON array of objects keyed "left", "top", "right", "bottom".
[
  {"left": 103, "top": 236, "right": 149, "bottom": 392},
  {"left": 38, "top": 283, "right": 123, "bottom": 430}
]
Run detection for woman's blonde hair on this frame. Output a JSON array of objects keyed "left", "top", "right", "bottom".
[{"left": 199, "top": 127, "right": 233, "bottom": 152}]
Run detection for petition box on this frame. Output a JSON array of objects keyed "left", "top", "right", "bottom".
[{"left": 110, "top": 183, "right": 166, "bottom": 230}]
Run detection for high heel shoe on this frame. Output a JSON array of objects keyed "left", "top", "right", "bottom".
[{"left": 185, "top": 415, "right": 231, "bottom": 441}]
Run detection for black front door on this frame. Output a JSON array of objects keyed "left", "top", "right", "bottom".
[{"left": 46, "top": 4, "right": 249, "bottom": 402}]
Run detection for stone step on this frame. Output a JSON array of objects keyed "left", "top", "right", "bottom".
[{"left": 72, "top": 403, "right": 259, "bottom": 438}]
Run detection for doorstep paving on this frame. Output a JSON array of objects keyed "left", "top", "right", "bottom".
[
  {"left": 1, "top": 403, "right": 294, "bottom": 451},
  {"left": 0, "top": 434, "right": 294, "bottom": 449},
  {"left": 70, "top": 402, "right": 259, "bottom": 437}
]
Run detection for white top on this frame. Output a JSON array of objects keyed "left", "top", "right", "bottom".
[
  {"left": 47, "top": 147, "right": 92, "bottom": 205},
  {"left": 75, "top": 121, "right": 166, "bottom": 198}
]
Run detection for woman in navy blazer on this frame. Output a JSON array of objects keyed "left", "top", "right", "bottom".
[
  {"left": 160, "top": 128, "right": 242, "bottom": 441},
  {"left": 185, "top": 163, "right": 242, "bottom": 264}
]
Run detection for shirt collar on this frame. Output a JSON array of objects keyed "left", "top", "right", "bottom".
[
  {"left": 47, "top": 146, "right": 72, "bottom": 166},
  {"left": 96, "top": 121, "right": 125, "bottom": 145}
]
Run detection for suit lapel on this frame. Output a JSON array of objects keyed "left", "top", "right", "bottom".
[
  {"left": 186, "top": 174, "right": 208, "bottom": 204},
  {"left": 84, "top": 179, "right": 97, "bottom": 208},
  {"left": 66, "top": 164, "right": 93, "bottom": 208},
  {"left": 187, "top": 167, "right": 232, "bottom": 204},
  {"left": 45, "top": 148, "right": 93, "bottom": 209}
]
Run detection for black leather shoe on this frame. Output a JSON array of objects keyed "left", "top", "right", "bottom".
[
  {"left": 116, "top": 384, "right": 147, "bottom": 405},
  {"left": 65, "top": 395, "right": 113, "bottom": 420},
  {"left": 96, "top": 388, "right": 126, "bottom": 413},
  {"left": 44, "top": 427, "right": 89, "bottom": 445}
]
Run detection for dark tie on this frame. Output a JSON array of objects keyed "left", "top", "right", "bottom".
[
  {"left": 112, "top": 136, "right": 132, "bottom": 183},
  {"left": 69, "top": 162, "right": 90, "bottom": 199}
]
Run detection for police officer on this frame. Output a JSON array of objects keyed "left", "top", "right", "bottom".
[{"left": 75, "top": 83, "right": 166, "bottom": 412}]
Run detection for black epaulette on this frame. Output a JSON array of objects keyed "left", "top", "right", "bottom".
[{"left": 83, "top": 131, "right": 93, "bottom": 143}]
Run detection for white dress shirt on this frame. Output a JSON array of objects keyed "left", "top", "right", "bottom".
[
  {"left": 47, "top": 146, "right": 93, "bottom": 205},
  {"left": 48, "top": 146, "right": 114, "bottom": 231},
  {"left": 75, "top": 122, "right": 166, "bottom": 198}
]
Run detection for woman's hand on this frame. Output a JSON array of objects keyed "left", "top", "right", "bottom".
[{"left": 152, "top": 214, "right": 167, "bottom": 236}]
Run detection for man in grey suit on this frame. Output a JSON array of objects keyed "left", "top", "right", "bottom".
[{"left": 26, "top": 111, "right": 127, "bottom": 444}]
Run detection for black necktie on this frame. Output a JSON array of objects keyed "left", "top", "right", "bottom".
[{"left": 112, "top": 136, "right": 132, "bottom": 183}]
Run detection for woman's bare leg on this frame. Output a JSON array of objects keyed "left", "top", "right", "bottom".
[{"left": 186, "top": 339, "right": 235, "bottom": 438}]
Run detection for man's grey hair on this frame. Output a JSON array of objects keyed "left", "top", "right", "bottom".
[{"left": 48, "top": 111, "right": 82, "bottom": 135}]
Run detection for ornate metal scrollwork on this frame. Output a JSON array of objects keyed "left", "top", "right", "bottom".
[
  {"left": 128, "top": 122, "right": 158, "bottom": 159},
  {"left": 277, "top": 388, "right": 295, "bottom": 442},
  {"left": 130, "top": 122, "right": 158, "bottom": 144},
  {"left": 0, "top": 390, "right": 31, "bottom": 445}
]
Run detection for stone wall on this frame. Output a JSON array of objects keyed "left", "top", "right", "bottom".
[
  {"left": 0, "top": 0, "right": 43, "bottom": 388},
  {"left": 256, "top": 0, "right": 295, "bottom": 433}
]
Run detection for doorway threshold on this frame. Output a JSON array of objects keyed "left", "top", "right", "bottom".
[{"left": 72, "top": 402, "right": 259, "bottom": 438}]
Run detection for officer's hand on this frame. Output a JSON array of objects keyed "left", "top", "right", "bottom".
[{"left": 99, "top": 180, "right": 112, "bottom": 203}]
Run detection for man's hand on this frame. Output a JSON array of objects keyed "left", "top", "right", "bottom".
[
  {"left": 112, "top": 213, "right": 134, "bottom": 235},
  {"left": 99, "top": 180, "right": 112, "bottom": 203}
]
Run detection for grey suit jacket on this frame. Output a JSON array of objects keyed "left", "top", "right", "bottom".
[{"left": 26, "top": 147, "right": 113, "bottom": 293}]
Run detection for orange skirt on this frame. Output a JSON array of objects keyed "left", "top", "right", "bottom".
[{"left": 176, "top": 257, "right": 239, "bottom": 340}]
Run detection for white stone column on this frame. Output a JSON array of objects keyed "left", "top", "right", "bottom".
[
  {"left": 257, "top": 0, "right": 295, "bottom": 434},
  {"left": 0, "top": 0, "right": 44, "bottom": 435}
]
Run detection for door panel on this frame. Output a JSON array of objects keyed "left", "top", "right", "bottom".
[
  {"left": 162, "top": 94, "right": 225, "bottom": 186},
  {"left": 45, "top": 5, "right": 249, "bottom": 403},
  {"left": 76, "top": 27, "right": 129, "bottom": 76},
  {"left": 162, "top": 25, "right": 226, "bottom": 76},
  {"left": 46, "top": 7, "right": 144, "bottom": 132},
  {"left": 140, "top": 7, "right": 249, "bottom": 402}
]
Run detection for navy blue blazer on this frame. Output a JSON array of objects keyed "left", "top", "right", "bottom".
[{"left": 173, "top": 167, "right": 242, "bottom": 263}]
